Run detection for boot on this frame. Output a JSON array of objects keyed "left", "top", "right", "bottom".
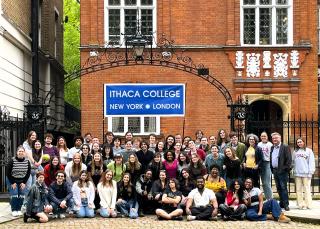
[
  {"left": 278, "top": 213, "right": 291, "bottom": 223},
  {"left": 23, "top": 213, "right": 29, "bottom": 223}
]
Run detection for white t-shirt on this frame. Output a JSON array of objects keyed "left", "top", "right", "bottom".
[
  {"left": 188, "top": 188, "right": 216, "bottom": 207},
  {"left": 257, "top": 141, "right": 273, "bottom": 161}
]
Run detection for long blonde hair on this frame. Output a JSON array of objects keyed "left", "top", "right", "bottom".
[{"left": 72, "top": 152, "right": 83, "bottom": 176}]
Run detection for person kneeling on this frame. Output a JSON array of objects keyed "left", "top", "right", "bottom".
[
  {"left": 243, "top": 178, "right": 290, "bottom": 223},
  {"left": 72, "top": 171, "right": 95, "bottom": 218},
  {"left": 24, "top": 171, "right": 52, "bottom": 223},
  {"left": 185, "top": 176, "right": 218, "bottom": 221},
  {"left": 155, "top": 178, "right": 183, "bottom": 220}
]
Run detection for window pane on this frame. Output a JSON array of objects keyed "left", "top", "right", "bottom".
[
  {"left": 112, "top": 117, "right": 124, "bottom": 132},
  {"left": 141, "top": 0, "right": 153, "bottom": 5},
  {"left": 125, "top": 0, "right": 136, "bottom": 5},
  {"left": 276, "top": 8, "right": 288, "bottom": 44},
  {"left": 125, "top": 9, "right": 137, "bottom": 35},
  {"left": 243, "top": 8, "right": 256, "bottom": 44},
  {"left": 108, "top": 0, "right": 120, "bottom": 5},
  {"left": 277, "top": 0, "right": 288, "bottom": 5},
  {"left": 243, "top": 0, "right": 255, "bottom": 4},
  {"left": 128, "top": 117, "right": 141, "bottom": 133},
  {"left": 260, "top": 0, "right": 271, "bottom": 5},
  {"left": 259, "top": 8, "right": 271, "bottom": 45},
  {"left": 141, "top": 9, "right": 153, "bottom": 35},
  {"left": 109, "top": 9, "right": 120, "bottom": 45},
  {"left": 144, "top": 117, "right": 156, "bottom": 133}
]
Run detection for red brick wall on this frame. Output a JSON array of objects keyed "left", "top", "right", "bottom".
[{"left": 80, "top": 0, "right": 318, "bottom": 140}]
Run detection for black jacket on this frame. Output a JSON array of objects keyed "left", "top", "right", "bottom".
[{"left": 270, "top": 143, "right": 292, "bottom": 173}]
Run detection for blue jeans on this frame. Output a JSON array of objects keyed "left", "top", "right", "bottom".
[
  {"left": 273, "top": 169, "right": 289, "bottom": 208},
  {"left": 100, "top": 207, "right": 117, "bottom": 218},
  {"left": 51, "top": 198, "right": 74, "bottom": 215},
  {"left": 6, "top": 178, "right": 28, "bottom": 211},
  {"left": 246, "top": 199, "right": 282, "bottom": 221},
  {"left": 116, "top": 200, "right": 139, "bottom": 218},
  {"left": 260, "top": 161, "right": 273, "bottom": 199},
  {"left": 77, "top": 198, "right": 95, "bottom": 218}
]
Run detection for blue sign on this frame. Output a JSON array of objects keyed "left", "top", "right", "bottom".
[{"left": 104, "top": 84, "right": 185, "bottom": 116}]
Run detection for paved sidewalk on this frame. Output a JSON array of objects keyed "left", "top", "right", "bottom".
[{"left": 1, "top": 200, "right": 320, "bottom": 225}]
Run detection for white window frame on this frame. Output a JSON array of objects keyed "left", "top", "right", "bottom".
[
  {"left": 240, "top": 0, "right": 293, "bottom": 46},
  {"left": 104, "top": 0, "right": 157, "bottom": 47},
  {"left": 108, "top": 116, "right": 160, "bottom": 136}
]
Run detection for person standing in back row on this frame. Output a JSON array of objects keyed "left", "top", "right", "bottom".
[{"left": 270, "top": 132, "right": 292, "bottom": 211}]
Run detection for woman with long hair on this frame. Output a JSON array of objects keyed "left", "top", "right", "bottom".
[
  {"left": 177, "top": 151, "right": 190, "bottom": 175},
  {"left": 44, "top": 156, "right": 64, "bottom": 187},
  {"left": 87, "top": 152, "right": 107, "bottom": 209},
  {"left": 178, "top": 168, "right": 195, "bottom": 207},
  {"left": 125, "top": 153, "right": 142, "bottom": 185},
  {"left": 72, "top": 170, "right": 95, "bottom": 218},
  {"left": 22, "top": 131, "right": 37, "bottom": 154},
  {"left": 102, "top": 144, "right": 114, "bottom": 166},
  {"left": 151, "top": 170, "right": 167, "bottom": 208},
  {"left": 155, "top": 141, "right": 165, "bottom": 160},
  {"left": 293, "top": 137, "right": 315, "bottom": 209},
  {"left": 217, "top": 129, "right": 230, "bottom": 155},
  {"left": 28, "top": 140, "right": 44, "bottom": 185},
  {"left": 116, "top": 173, "right": 139, "bottom": 219},
  {"left": 97, "top": 170, "right": 117, "bottom": 218},
  {"left": 56, "top": 136, "right": 69, "bottom": 166},
  {"left": 223, "top": 147, "right": 242, "bottom": 188},
  {"left": 148, "top": 152, "right": 163, "bottom": 181},
  {"left": 188, "top": 153, "right": 207, "bottom": 181},
  {"left": 155, "top": 178, "right": 183, "bottom": 220},
  {"left": 64, "top": 152, "right": 87, "bottom": 183},
  {"left": 219, "top": 179, "right": 246, "bottom": 221}
]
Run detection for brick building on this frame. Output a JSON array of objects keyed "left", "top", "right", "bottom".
[
  {"left": 0, "top": 0, "right": 65, "bottom": 128},
  {"left": 80, "top": 0, "right": 318, "bottom": 142}
]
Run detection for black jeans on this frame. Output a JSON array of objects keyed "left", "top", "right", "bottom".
[
  {"left": 191, "top": 205, "right": 213, "bottom": 220},
  {"left": 219, "top": 203, "right": 247, "bottom": 219}
]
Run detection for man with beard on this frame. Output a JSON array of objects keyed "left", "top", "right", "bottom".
[{"left": 185, "top": 176, "right": 218, "bottom": 221}]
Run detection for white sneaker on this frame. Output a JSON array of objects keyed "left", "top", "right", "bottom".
[
  {"left": 187, "top": 215, "right": 196, "bottom": 221},
  {"left": 16, "top": 211, "right": 22, "bottom": 216},
  {"left": 52, "top": 214, "right": 58, "bottom": 219},
  {"left": 59, "top": 214, "right": 66, "bottom": 219},
  {"left": 11, "top": 211, "right": 18, "bottom": 217}
]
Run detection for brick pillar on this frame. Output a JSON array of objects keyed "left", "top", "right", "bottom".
[{"left": 226, "top": 0, "right": 236, "bottom": 45}]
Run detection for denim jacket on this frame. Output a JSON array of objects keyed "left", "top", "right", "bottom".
[{"left": 25, "top": 181, "right": 49, "bottom": 215}]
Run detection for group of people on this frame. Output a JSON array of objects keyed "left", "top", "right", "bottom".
[{"left": 6, "top": 129, "right": 315, "bottom": 224}]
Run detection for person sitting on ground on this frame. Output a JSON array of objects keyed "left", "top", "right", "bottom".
[
  {"left": 116, "top": 173, "right": 138, "bottom": 219},
  {"left": 48, "top": 170, "right": 74, "bottom": 219},
  {"left": 97, "top": 169, "right": 117, "bottom": 218},
  {"left": 185, "top": 176, "right": 218, "bottom": 221},
  {"left": 23, "top": 171, "right": 52, "bottom": 223},
  {"left": 219, "top": 179, "right": 246, "bottom": 221},
  {"left": 136, "top": 169, "right": 154, "bottom": 216},
  {"left": 243, "top": 178, "right": 290, "bottom": 223},
  {"left": 155, "top": 178, "right": 183, "bottom": 220},
  {"left": 72, "top": 170, "right": 95, "bottom": 218}
]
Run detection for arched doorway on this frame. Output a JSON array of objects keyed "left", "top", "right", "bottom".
[{"left": 247, "top": 100, "right": 283, "bottom": 137}]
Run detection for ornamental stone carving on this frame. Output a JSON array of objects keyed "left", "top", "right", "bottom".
[
  {"left": 246, "top": 53, "right": 260, "bottom": 77},
  {"left": 290, "top": 50, "right": 299, "bottom": 68},
  {"left": 273, "top": 53, "right": 288, "bottom": 78},
  {"left": 235, "top": 51, "right": 244, "bottom": 68},
  {"left": 263, "top": 51, "right": 271, "bottom": 69}
]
